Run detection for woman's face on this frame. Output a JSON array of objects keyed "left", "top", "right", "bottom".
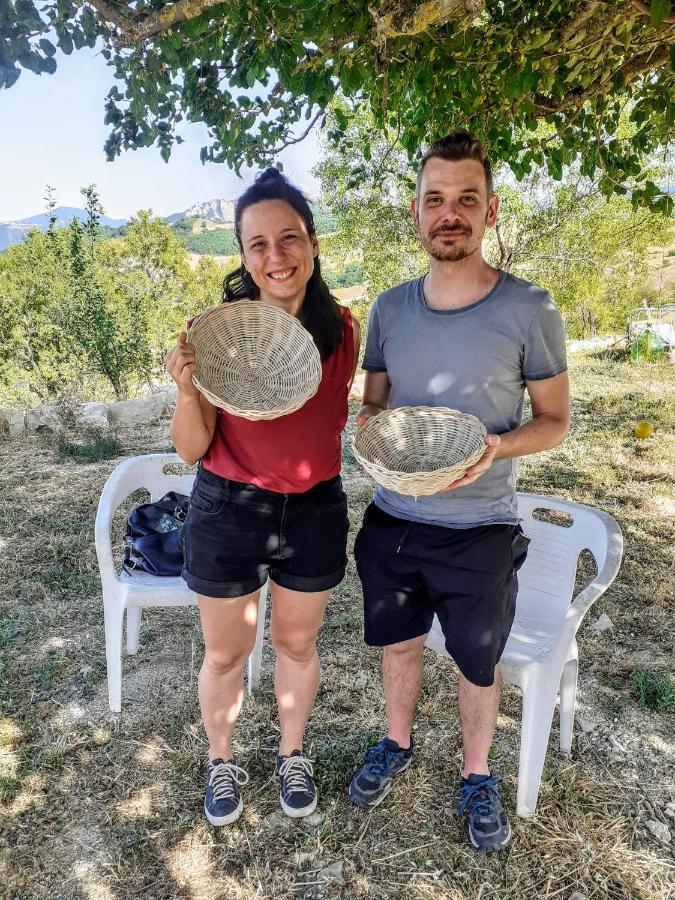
[{"left": 239, "top": 199, "right": 319, "bottom": 314}]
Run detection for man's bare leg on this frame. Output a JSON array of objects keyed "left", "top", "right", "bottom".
[
  {"left": 458, "top": 668, "right": 501, "bottom": 777},
  {"left": 383, "top": 634, "right": 427, "bottom": 748}
]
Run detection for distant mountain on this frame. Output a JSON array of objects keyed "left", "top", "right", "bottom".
[
  {"left": 164, "top": 198, "right": 235, "bottom": 224},
  {"left": 0, "top": 196, "right": 335, "bottom": 253},
  {"left": 17, "top": 206, "right": 127, "bottom": 228},
  {"left": 0, "top": 206, "right": 128, "bottom": 251}
]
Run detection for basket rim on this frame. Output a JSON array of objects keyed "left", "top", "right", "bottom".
[
  {"left": 186, "top": 300, "right": 322, "bottom": 416},
  {"left": 188, "top": 298, "right": 315, "bottom": 335},
  {"left": 352, "top": 405, "right": 487, "bottom": 478}
]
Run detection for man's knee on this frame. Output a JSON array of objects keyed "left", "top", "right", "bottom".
[{"left": 384, "top": 634, "right": 428, "bottom": 657}]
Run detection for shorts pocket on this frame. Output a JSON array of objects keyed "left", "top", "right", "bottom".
[
  {"left": 511, "top": 525, "right": 531, "bottom": 573},
  {"left": 189, "top": 477, "right": 229, "bottom": 516}
]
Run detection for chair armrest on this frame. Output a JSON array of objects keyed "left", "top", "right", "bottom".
[
  {"left": 94, "top": 453, "right": 184, "bottom": 592},
  {"left": 549, "top": 516, "right": 624, "bottom": 658}
]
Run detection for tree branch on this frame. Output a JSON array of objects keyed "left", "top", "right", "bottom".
[
  {"left": 259, "top": 109, "right": 323, "bottom": 158},
  {"left": 533, "top": 42, "right": 672, "bottom": 116},
  {"left": 87, "top": 0, "right": 227, "bottom": 46},
  {"left": 560, "top": 1, "right": 601, "bottom": 44},
  {"left": 371, "top": 0, "right": 485, "bottom": 42},
  {"left": 628, "top": 0, "right": 675, "bottom": 25}
]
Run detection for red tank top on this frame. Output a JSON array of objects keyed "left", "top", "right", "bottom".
[{"left": 202, "top": 305, "right": 354, "bottom": 493}]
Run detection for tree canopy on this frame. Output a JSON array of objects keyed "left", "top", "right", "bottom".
[{"left": 2, "top": 0, "right": 674, "bottom": 210}]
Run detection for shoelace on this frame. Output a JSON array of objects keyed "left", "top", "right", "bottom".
[
  {"left": 363, "top": 744, "right": 398, "bottom": 778},
  {"left": 278, "top": 755, "right": 314, "bottom": 795},
  {"left": 209, "top": 761, "right": 250, "bottom": 803},
  {"left": 456, "top": 775, "right": 502, "bottom": 818}
]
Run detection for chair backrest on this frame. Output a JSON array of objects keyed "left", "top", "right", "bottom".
[
  {"left": 105, "top": 453, "right": 195, "bottom": 515},
  {"left": 515, "top": 493, "right": 614, "bottom": 630}
]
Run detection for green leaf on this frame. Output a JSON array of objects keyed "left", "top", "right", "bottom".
[
  {"left": 650, "top": 0, "right": 672, "bottom": 24},
  {"left": 58, "top": 31, "right": 73, "bottom": 55},
  {"left": 39, "top": 39, "right": 56, "bottom": 57}
]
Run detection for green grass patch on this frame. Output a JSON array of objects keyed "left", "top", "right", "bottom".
[
  {"left": 631, "top": 669, "right": 675, "bottom": 712},
  {"left": 57, "top": 431, "right": 122, "bottom": 462}
]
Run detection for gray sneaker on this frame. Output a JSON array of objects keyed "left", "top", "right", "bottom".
[
  {"left": 349, "top": 737, "right": 413, "bottom": 809},
  {"left": 455, "top": 774, "right": 512, "bottom": 852}
]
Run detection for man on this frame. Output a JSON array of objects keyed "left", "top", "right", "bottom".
[{"left": 349, "top": 130, "right": 569, "bottom": 852}]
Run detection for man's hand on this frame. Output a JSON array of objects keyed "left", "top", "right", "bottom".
[
  {"left": 439, "top": 434, "right": 501, "bottom": 492},
  {"left": 356, "top": 404, "right": 385, "bottom": 427}
]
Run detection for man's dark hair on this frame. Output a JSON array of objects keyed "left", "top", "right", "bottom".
[
  {"left": 417, "top": 130, "right": 494, "bottom": 198},
  {"left": 222, "top": 167, "right": 343, "bottom": 360}
]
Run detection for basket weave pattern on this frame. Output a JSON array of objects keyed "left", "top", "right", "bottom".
[
  {"left": 352, "top": 406, "right": 487, "bottom": 496},
  {"left": 188, "top": 302, "right": 322, "bottom": 420}
]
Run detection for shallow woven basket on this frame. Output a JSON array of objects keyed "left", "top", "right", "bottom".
[
  {"left": 352, "top": 406, "right": 487, "bottom": 496},
  {"left": 188, "top": 302, "right": 322, "bottom": 420}
]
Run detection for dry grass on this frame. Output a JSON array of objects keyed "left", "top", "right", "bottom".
[{"left": 1, "top": 351, "right": 674, "bottom": 899}]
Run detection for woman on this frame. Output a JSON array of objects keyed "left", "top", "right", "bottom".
[{"left": 165, "top": 168, "right": 360, "bottom": 826}]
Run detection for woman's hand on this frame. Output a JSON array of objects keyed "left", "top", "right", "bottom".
[{"left": 165, "top": 332, "right": 199, "bottom": 396}]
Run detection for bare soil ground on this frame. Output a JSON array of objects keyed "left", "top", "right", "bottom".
[{"left": 1, "top": 351, "right": 674, "bottom": 899}]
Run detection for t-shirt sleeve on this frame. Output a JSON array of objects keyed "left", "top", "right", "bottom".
[
  {"left": 523, "top": 296, "right": 567, "bottom": 381},
  {"left": 362, "top": 299, "right": 387, "bottom": 372}
]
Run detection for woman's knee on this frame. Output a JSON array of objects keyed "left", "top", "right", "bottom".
[
  {"left": 202, "top": 644, "right": 252, "bottom": 676},
  {"left": 271, "top": 628, "right": 317, "bottom": 663}
]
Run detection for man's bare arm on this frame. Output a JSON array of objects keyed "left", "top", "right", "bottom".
[
  {"left": 442, "top": 371, "right": 569, "bottom": 492},
  {"left": 495, "top": 371, "right": 570, "bottom": 459},
  {"left": 357, "top": 370, "right": 391, "bottom": 426}
]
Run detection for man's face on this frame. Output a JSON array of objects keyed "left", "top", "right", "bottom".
[{"left": 412, "top": 157, "right": 499, "bottom": 262}]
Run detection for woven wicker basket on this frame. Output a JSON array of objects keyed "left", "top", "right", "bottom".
[
  {"left": 188, "top": 302, "right": 322, "bottom": 420},
  {"left": 352, "top": 406, "right": 487, "bottom": 495}
]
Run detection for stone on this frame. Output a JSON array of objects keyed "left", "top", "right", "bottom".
[
  {"left": 568, "top": 893, "right": 588, "bottom": 900},
  {"left": 589, "top": 613, "right": 614, "bottom": 633},
  {"left": 305, "top": 811, "right": 323, "bottom": 827},
  {"left": 0, "top": 407, "right": 25, "bottom": 439},
  {"left": 577, "top": 715, "right": 596, "bottom": 733},
  {"left": 108, "top": 392, "right": 171, "bottom": 427},
  {"left": 352, "top": 673, "right": 368, "bottom": 691},
  {"left": 646, "top": 820, "right": 671, "bottom": 844},
  {"left": 25, "top": 403, "right": 63, "bottom": 432},
  {"left": 318, "top": 862, "right": 344, "bottom": 887},
  {"left": 264, "top": 811, "right": 289, "bottom": 831},
  {"left": 73, "top": 402, "right": 109, "bottom": 430}
]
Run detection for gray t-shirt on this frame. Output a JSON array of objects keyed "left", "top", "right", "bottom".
[{"left": 362, "top": 271, "right": 567, "bottom": 527}]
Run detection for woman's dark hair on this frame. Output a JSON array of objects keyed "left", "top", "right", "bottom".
[{"left": 223, "top": 167, "right": 343, "bottom": 360}]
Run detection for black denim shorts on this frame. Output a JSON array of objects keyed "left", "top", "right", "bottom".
[
  {"left": 181, "top": 466, "right": 349, "bottom": 598},
  {"left": 354, "top": 502, "right": 530, "bottom": 687}
]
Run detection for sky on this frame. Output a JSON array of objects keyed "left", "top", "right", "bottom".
[{"left": 0, "top": 48, "right": 322, "bottom": 222}]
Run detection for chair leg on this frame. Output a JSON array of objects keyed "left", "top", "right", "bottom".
[
  {"left": 558, "top": 657, "right": 578, "bottom": 754},
  {"left": 104, "top": 597, "right": 126, "bottom": 713},
  {"left": 516, "top": 677, "right": 558, "bottom": 817},
  {"left": 126, "top": 606, "right": 142, "bottom": 656},
  {"left": 247, "top": 580, "right": 268, "bottom": 695}
]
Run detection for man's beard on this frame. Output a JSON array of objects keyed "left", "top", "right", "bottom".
[{"left": 421, "top": 227, "right": 477, "bottom": 262}]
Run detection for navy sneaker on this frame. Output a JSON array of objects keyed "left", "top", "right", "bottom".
[
  {"left": 349, "top": 737, "right": 413, "bottom": 809},
  {"left": 204, "top": 758, "right": 249, "bottom": 826},
  {"left": 455, "top": 773, "right": 512, "bottom": 852},
  {"left": 276, "top": 750, "right": 317, "bottom": 817}
]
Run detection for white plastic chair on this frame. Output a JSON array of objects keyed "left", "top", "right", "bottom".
[
  {"left": 425, "top": 492, "right": 623, "bottom": 817},
  {"left": 95, "top": 453, "right": 268, "bottom": 713}
]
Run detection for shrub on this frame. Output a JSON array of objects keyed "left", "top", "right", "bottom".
[{"left": 631, "top": 669, "right": 675, "bottom": 712}]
